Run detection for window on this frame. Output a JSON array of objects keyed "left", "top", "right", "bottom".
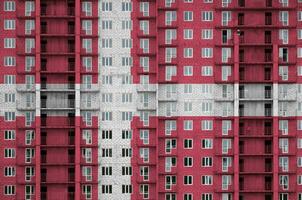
[
  {"left": 140, "top": 130, "right": 149, "bottom": 144},
  {"left": 298, "top": 66, "right": 302, "bottom": 76},
  {"left": 166, "top": 66, "right": 177, "bottom": 80},
  {"left": 202, "top": 11, "right": 213, "bottom": 21},
  {"left": 140, "top": 184, "right": 149, "bottom": 199},
  {"left": 222, "top": 120, "right": 232, "bottom": 135},
  {"left": 279, "top": 11, "right": 289, "bottom": 26},
  {"left": 82, "top": 2, "right": 92, "bottom": 16},
  {"left": 299, "top": 48, "right": 302, "bottom": 58},
  {"left": 184, "top": 194, "right": 193, "bottom": 200},
  {"left": 83, "top": 185, "right": 93, "bottom": 198},
  {"left": 201, "top": 175, "right": 213, "bottom": 185},
  {"left": 184, "top": 84, "right": 192, "bottom": 93},
  {"left": 298, "top": 139, "right": 302, "bottom": 149},
  {"left": 25, "top": 148, "right": 35, "bottom": 163},
  {"left": 83, "top": 57, "right": 92, "bottom": 71},
  {"left": 122, "top": 111, "right": 133, "bottom": 121},
  {"left": 222, "top": 139, "right": 232, "bottom": 153},
  {"left": 140, "top": 2, "right": 149, "bottom": 16},
  {"left": 122, "top": 166, "right": 132, "bottom": 175},
  {"left": 183, "top": 66, "right": 193, "bottom": 76},
  {"left": 184, "top": 102, "right": 192, "bottom": 112},
  {"left": 202, "top": 139, "right": 213, "bottom": 149},
  {"left": 4, "top": 1, "right": 15, "bottom": 11},
  {"left": 102, "top": 20, "right": 112, "bottom": 30},
  {"left": 25, "top": 20, "right": 35, "bottom": 35},
  {"left": 165, "top": 47, "right": 177, "bottom": 62},
  {"left": 25, "top": 38, "right": 35, "bottom": 53},
  {"left": 201, "top": 102, "right": 213, "bottom": 114},
  {"left": 4, "top": 112, "right": 15, "bottom": 121},
  {"left": 101, "top": 185, "right": 112, "bottom": 194},
  {"left": 202, "top": 66, "right": 213, "bottom": 76},
  {"left": 4, "top": 130, "right": 15, "bottom": 140},
  {"left": 165, "top": 139, "right": 177, "bottom": 153},
  {"left": 82, "top": 39, "right": 92, "bottom": 53},
  {"left": 101, "top": 112, "right": 112, "bottom": 121},
  {"left": 222, "top": 11, "right": 231, "bottom": 26},
  {"left": 140, "top": 39, "right": 149, "bottom": 53},
  {"left": 222, "top": 66, "right": 232, "bottom": 81},
  {"left": 83, "top": 75, "right": 92, "bottom": 89},
  {"left": 201, "top": 120, "right": 213, "bottom": 130},
  {"left": 298, "top": 157, "right": 302, "bottom": 167},
  {"left": 25, "top": 166, "right": 34, "bottom": 181},
  {"left": 184, "top": 48, "right": 193, "bottom": 58},
  {"left": 139, "top": 148, "right": 149, "bottom": 162},
  {"left": 184, "top": 175, "right": 193, "bottom": 185},
  {"left": 25, "top": 185, "right": 34, "bottom": 199},
  {"left": 184, "top": 157, "right": 193, "bottom": 167},
  {"left": 202, "top": 48, "right": 213, "bottom": 58},
  {"left": 122, "top": 185, "right": 132, "bottom": 194},
  {"left": 165, "top": 11, "right": 177, "bottom": 25},
  {"left": 4, "top": 20, "right": 15, "bottom": 30},
  {"left": 4, "top": 167, "right": 15, "bottom": 177},
  {"left": 279, "top": 175, "right": 289, "bottom": 190},
  {"left": 184, "top": 11, "right": 193, "bottom": 21},
  {"left": 222, "top": 175, "right": 232, "bottom": 190},
  {"left": 222, "top": 157, "right": 232, "bottom": 172},
  {"left": 202, "top": 29, "right": 213, "bottom": 39},
  {"left": 279, "top": 29, "right": 288, "bottom": 44},
  {"left": 122, "top": 93, "right": 132, "bottom": 103},
  {"left": 4, "top": 148, "right": 15, "bottom": 158},
  {"left": 165, "top": 157, "right": 177, "bottom": 172},
  {"left": 101, "top": 57, "right": 112, "bottom": 67},
  {"left": 122, "top": 148, "right": 132, "bottom": 157},
  {"left": 4, "top": 56, "right": 16, "bottom": 67},
  {"left": 101, "top": 130, "right": 112, "bottom": 140},
  {"left": 4, "top": 38, "right": 15, "bottom": 48},
  {"left": 166, "top": 29, "right": 177, "bottom": 44},
  {"left": 83, "top": 130, "right": 92, "bottom": 144},
  {"left": 140, "top": 20, "right": 149, "bottom": 35},
  {"left": 202, "top": 157, "right": 213, "bottom": 167},
  {"left": 122, "top": 130, "right": 132, "bottom": 139},
  {"left": 140, "top": 166, "right": 149, "bottom": 180},
  {"left": 184, "top": 120, "right": 193, "bottom": 130},
  {"left": 122, "top": 20, "right": 132, "bottom": 30},
  {"left": 101, "top": 93, "right": 112, "bottom": 103},
  {"left": 184, "top": 139, "right": 193, "bottom": 149},
  {"left": 4, "top": 75, "right": 15, "bottom": 84},
  {"left": 122, "top": 38, "right": 132, "bottom": 48},
  {"left": 98, "top": 166, "right": 113, "bottom": 177},
  {"left": 298, "top": 29, "right": 302, "bottom": 40},
  {"left": 298, "top": 120, "right": 302, "bottom": 130},
  {"left": 299, "top": 11, "right": 302, "bottom": 21},
  {"left": 202, "top": 193, "right": 213, "bottom": 200},
  {"left": 222, "top": 48, "right": 231, "bottom": 62},
  {"left": 102, "top": 2, "right": 112, "bottom": 11},
  {"left": 279, "top": 193, "right": 288, "bottom": 200},
  {"left": 82, "top": 166, "right": 92, "bottom": 181},
  {"left": 298, "top": 175, "right": 302, "bottom": 185},
  {"left": 184, "top": 29, "right": 193, "bottom": 39},
  {"left": 4, "top": 185, "right": 15, "bottom": 195},
  {"left": 122, "top": 2, "right": 132, "bottom": 11},
  {"left": 82, "top": 20, "right": 92, "bottom": 35},
  {"left": 165, "top": 120, "right": 177, "bottom": 135}
]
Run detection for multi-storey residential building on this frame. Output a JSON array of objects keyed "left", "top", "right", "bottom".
[{"left": 1, "top": 0, "right": 302, "bottom": 200}]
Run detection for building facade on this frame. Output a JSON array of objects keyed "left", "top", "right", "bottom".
[{"left": 1, "top": 0, "right": 302, "bottom": 200}]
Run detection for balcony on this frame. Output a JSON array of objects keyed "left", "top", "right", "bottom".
[
  {"left": 137, "top": 102, "right": 157, "bottom": 111},
  {"left": 136, "top": 84, "right": 157, "bottom": 92},
  {"left": 41, "top": 84, "right": 75, "bottom": 92},
  {"left": 41, "top": 117, "right": 75, "bottom": 128},
  {"left": 239, "top": 87, "right": 272, "bottom": 101},
  {"left": 16, "top": 101, "right": 36, "bottom": 110},
  {"left": 40, "top": 3, "right": 75, "bottom": 17},
  {"left": 41, "top": 99, "right": 75, "bottom": 110}
]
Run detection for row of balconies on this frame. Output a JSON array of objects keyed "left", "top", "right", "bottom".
[{"left": 16, "top": 83, "right": 99, "bottom": 92}]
